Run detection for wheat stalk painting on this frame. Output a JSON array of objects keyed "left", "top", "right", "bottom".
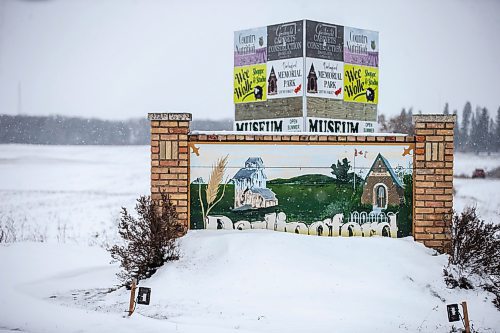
[{"left": 199, "top": 155, "right": 228, "bottom": 228}]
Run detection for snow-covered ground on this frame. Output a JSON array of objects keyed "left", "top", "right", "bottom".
[
  {"left": 0, "top": 145, "right": 499, "bottom": 332},
  {"left": 453, "top": 152, "right": 500, "bottom": 223},
  {"left": 0, "top": 144, "right": 149, "bottom": 245},
  {"left": 454, "top": 152, "right": 500, "bottom": 176}
]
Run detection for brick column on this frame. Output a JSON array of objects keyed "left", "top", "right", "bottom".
[
  {"left": 412, "top": 114, "right": 456, "bottom": 253},
  {"left": 148, "top": 113, "right": 191, "bottom": 231}
]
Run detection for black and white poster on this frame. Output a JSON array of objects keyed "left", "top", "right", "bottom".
[
  {"left": 306, "top": 20, "right": 343, "bottom": 61},
  {"left": 267, "top": 20, "right": 303, "bottom": 61}
]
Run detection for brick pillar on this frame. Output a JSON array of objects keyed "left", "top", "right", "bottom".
[
  {"left": 148, "top": 112, "right": 191, "bottom": 231},
  {"left": 412, "top": 114, "right": 456, "bottom": 253}
]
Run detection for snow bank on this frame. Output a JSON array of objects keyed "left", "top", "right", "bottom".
[
  {"left": 0, "top": 144, "right": 499, "bottom": 332},
  {"left": 1, "top": 232, "right": 499, "bottom": 332}
]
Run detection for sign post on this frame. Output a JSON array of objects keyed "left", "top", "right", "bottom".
[
  {"left": 447, "top": 302, "right": 471, "bottom": 333},
  {"left": 128, "top": 278, "right": 137, "bottom": 316},
  {"left": 461, "top": 301, "right": 471, "bottom": 333}
]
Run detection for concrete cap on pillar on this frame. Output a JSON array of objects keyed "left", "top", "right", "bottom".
[
  {"left": 412, "top": 114, "right": 456, "bottom": 123},
  {"left": 147, "top": 113, "right": 192, "bottom": 121}
]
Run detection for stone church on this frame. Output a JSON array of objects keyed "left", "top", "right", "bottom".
[{"left": 361, "top": 153, "right": 405, "bottom": 211}]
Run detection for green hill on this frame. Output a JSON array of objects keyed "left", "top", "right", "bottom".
[{"left": 268, "top": 174, "right": 335, "bottom": 185}]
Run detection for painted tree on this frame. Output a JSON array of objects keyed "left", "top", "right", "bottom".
[{"left": 331, "top": 158, "right": 351, "bottom": 183}]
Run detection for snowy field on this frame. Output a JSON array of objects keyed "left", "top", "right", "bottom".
[
  {"left": 454, "top": 152, "right": 500, "bottom": 223},
  {"left": 0, "top": 145, "right": 499, "bottom": 333}
]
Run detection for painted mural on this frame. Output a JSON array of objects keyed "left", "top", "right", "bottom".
[{"left": 189, "top": 143, "right": 413, "bottom": 238}]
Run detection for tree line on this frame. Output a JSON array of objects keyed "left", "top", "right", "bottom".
[
  {"left": 1, "top": 105, "right": 498, "bottom": 151},
  {"left": 0, "top": 114, "right": 232, "bottom": 145},
  {"left": 378, "top": 103, "right": 500, "bottom": 153}
]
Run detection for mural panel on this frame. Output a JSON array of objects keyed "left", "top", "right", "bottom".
[{"left": 189, "top": 143, "right": 414, "bottom": 238}]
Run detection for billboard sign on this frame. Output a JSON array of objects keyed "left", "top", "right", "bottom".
[
  {"left": 234, "top": 27, "right": 267, "bottom": 67},
  {"left": 343, "top": 64, "right": 378, "bottom": 104},
  {"left": 307, "top": 117, "right": 376, "bottom": 133},
  {"left": 235, "top": 117, "right": 303, "bottom": 132},
  {"left": 234, "top": 64, "right": 267, "bottom": 104},
  {"left": 305, "top": 58, "right": 343, "bottom": 99},
  {"left": 266, "top": 58, "right": 304, "bottom": 99},
  {"left": 344, "top": 27, "right": 379, "bottom": 67},
  {"left": 306, "top": 20, "right": 343, "bottom": 61},
  {"left": 267, "top": 20, "right": 304, "bottom": 61}
]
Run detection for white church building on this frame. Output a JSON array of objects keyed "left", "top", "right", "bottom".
[{"left": 231, "top": 157, "right": 278, "bottom": 210}]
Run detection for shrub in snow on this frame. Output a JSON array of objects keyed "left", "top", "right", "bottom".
[
  {"left": 109, "top": 192, "right": 185, "bottom": 286},
  {"left": 444, "top": 206, "right": 500, "bottom": 310},
  {"left": 0, "top": 215, "right": 47, "bottom": 243}
]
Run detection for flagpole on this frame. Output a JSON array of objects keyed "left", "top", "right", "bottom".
[{"left": 353, "top": 149, "right": 356, "bottom": 192}]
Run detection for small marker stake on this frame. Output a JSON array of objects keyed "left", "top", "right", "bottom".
[
  {"left": 461, "top": 301, "right": 470, "bottom": 333},
  {"left": 128, "top": 278, "right": 137, "bottom": 316}
]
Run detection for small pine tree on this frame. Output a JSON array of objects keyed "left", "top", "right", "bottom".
[
  {"left": 453, "top": 109, "right": 461, "bottom": 151},
  {"left": 461, "top": 102, "right": 472, "bottom": 151},
  {"left": 109, "top": 192, "right": 185, "bottom": 286},
  {"left": 479, "top": 107, "right": 490, "bottom": 153},
  {"left": 496, "top": 107, "right": 500, "bottom": 152},
  {"left": 377, "top": 114, "right": 388, "bottom": 132},
  {"left": 470, "top": 110, "right": 478, "bottom": 153},
  {"left": 443, "top": 102, "right": 450, "bottom": 115}
]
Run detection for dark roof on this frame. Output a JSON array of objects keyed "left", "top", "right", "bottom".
[
  {"left": 308, "top": 63, "right": 317, "bottom": 78},
  {"left": 232, "top": 168, "right": 258, "bottom": 180},
  {"left": 366, "top": 153, "right": 404, "bottom": 188},
  {"left": 246, "top": 157, "right": 263, "bottom": 167},
  {"left": 249, "top": 187, "right": 277, "bottom": 200}
]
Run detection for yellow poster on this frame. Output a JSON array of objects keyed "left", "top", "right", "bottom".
[
  {"left": 343, "top": 64, "right": 378, "bottom": 104},
  {"left": 234, "top": 64, "right": 267, "bottom": 103}
]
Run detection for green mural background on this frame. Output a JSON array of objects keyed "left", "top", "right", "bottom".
[{"left": 189, "top": 143, "right": 413, "bottom": 238}]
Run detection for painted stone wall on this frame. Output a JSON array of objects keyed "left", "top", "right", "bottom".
[{"left": 148, "top": 113, "right": 455, "bottom": 253}]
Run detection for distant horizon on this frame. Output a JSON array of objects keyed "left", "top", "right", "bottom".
[{"left": 0, "top": 0, "right": 498, "bottom": 121}]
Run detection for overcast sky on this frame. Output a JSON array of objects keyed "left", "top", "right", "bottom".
[{"left": 0, "top": 0, "right": 499, "bottom": 121}]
